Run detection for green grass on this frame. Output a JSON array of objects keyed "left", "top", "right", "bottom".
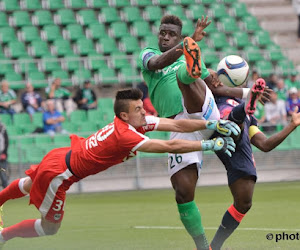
[{"left": 3, "top": 181, "right": 300, "bottom": 250}]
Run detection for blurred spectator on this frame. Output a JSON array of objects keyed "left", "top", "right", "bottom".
[
  {"left": 43, "top": 99, "right": 67, "bottom": 136},
  {"left": 264, "top": 91, "right": 287, "bottom": 132},
  {"left": 284, "top": 71, "right": 300, "bottom": 90},
  {"left": 292, "top": 0, "right": 300, "bottom": 41},
  {"left": 137, "top": 82, "right": 158, "bottom": 116},
  {"left": 73, "top": 80, "right": 97, "bottom": 111},
  {"left": 45, "top": 78, "right": 76, "bottom": 116},
  {"left": 0, "top": 81, "right": 16, "bottom": 115},
  {"left": 286, "top": 87, "right": 300, "bottom": 116},
  {"left": 274, "top": 78, "right": 288, "bottom": 101},
  {"left": 21, "top": 82, "right": 44, "bottom": 120},
  {"left": 266, "top": 73, "right": 278, "bottom": 90},
  {"left": 246, "top": 70, "right": 260, "bottom": 88},
  {"left": 0, "top": 121, "right": 8, "bottom": 188}
]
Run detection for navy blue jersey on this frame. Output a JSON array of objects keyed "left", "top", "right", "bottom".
[{"left": 214, "top": 96, "right": 257, "bottom": 185}]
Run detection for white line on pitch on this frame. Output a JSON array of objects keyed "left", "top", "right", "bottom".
[{"left": 134, "top": 226, "right": 300, "bottom": 231}]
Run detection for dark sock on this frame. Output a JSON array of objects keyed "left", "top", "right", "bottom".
[{"left": 210, "top": 205, "right": 245, "bottom": 250}]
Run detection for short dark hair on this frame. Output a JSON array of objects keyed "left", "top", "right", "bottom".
[
  {"left": 160, "top": 15, "right": 182, "bottom": 32},
  {"left": 114, "top": 88, "right": 143, "bottom": 119}
]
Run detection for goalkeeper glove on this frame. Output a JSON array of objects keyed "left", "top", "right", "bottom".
[
  {"left": 206, "top": 120, "right": 241, "bottom": 137},
  {"left": 201, "top": 137, "right": 236, "bottom": 157}
]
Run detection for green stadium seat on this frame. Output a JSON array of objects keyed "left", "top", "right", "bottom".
[
  {"left": 165, "top": 5, "right": 186, "bottom": 20},
  {"left": 29, "top": 40, "right": 51, "bottom": 58},
  {"left": 0, "top": 61, "right": 14, "bottom": 76},
  {"left": 6, "top": 125, "right": 22, "bottom": 136},
  {"left": 186, "top": 4, "right": 206, "bottom": 20},
  {"left": 87, "top": 0, "right": 109, "bottom": 8},
  {"left": 276, "top": 59, "right": 295, "bottom": 77},
  {"left": 254, "top": 30, "right": 273, "bottom": 48},
  {"left": 5, "top": 72, "right": 23, "bottom": 89},
  {"left": 142, "top": 35, "right": 158, "bottom": 48},
  {"left": 52, "top": 39, "right": 74, "bottom": 57},
  {"left": 202, "top": 0, "right": 218, "bottom": 5},
  {"left": 70, "top": 110, "right": 87, "bottom": 123},
  {"left": 110, "top": 52, "right": 130, "bottom": 70},
  {"left": 97, "top": 68, "right": 118, "bottom": 85},
  {"left": 8, "top": 146, "right": 26, "bottom": 164},
  {"left": 62, "top": 122, "right": 79, "bottom": 133},
  {"left": 19, "top": 26, "right": 40, "bottom": 42},
  {"left": 77, "top": 9, "right": 98, "bottom": 26},
  {"left": 17, "top": 56, "right": 38, "bottom": 73},
  {"left": 14, "top": 113, "right": 31, "bottom": 125},
  {"left": 100, "top": 7, "right": 121, "bottom": 23},
  {"left": 254, "top": 61, "right": 273, "bottom": 78},
  {"left": 182, "top": 19, "right": 194, "bottom": 36},
  {"left": 266, "top": 44, "right": 285, "bottom": 62},
  {"left": 75, "top": 38, "right": 97, "bottom": 56},
  {"left": 86, "top": 23, "right": 108, "bottom": 40},
  {"left": 55, "top": 9, "right": 77, "bottom": 26},
  {"left": 209, "top": 32, "right": 229, "bottom": 50},
  {"left": 0, "top": 12, "right": 9, "bottom": 27},
  {"left": 132, "top": 0, "right": 152, "bottom": 6},
  {"left": 243, "top": 45, "right": 264, "bottom": 63},
  {"left": 2, "top": 0, "right": 20, "bottom": 11},
  {"left": 62, "top": 55, "right": 83, "bottom": 72},
  {"left": 41, "top": 25, "right": 63, "bottom": 42},
  {"left": 202, "top": 48, "right": 221, "bottom": 66},
  {"left": 109, "top": 22, "right": 130, "bottom": 39},
  {"left": 204, "top": 21, "right": 218, "bottom": 33},
  {"left": 6, "top": 41, "right": 27, "bottom": 58},
  {"left": 219, "top": 16, "right": 239, "bottom": 33},
  {"left": 64, "top": 24, "right": 85, "bottom": 42},
  {"left": 72, "top": 68, "right": 92, "bottom": 82},
  {"left": 34, "top": 135, "right": 53, "bottom": 145},
  {"left": 197, "top": 39, "right": 209, "bottom": 50},
  {"left": 86, "top": 54, "right": 108, "bottom": 71},
  {"left": 231, "top": 31, "right": 252, "bottom": 48},
  {"left": 98, "top": 37, "right": 119, "bottom": 54},
  {"left": 110, "top": 0, "right": 131, "bottom": 7},
  {"left": 242, "top": 15, "right": 261, "bottom": 33},
  {"left": 143, "top": 6, "right": 163, "bottom": 22},
  {"left": 230, "top": 2, "right": 249, "bottom": 19},
  {"left": 53, "top": 134, "right": 70, "bottom": 145},
  {"left": 24, "top": 146, "right": 45, "bottom": 163},
  {"left": 43, "top": 0, "right": 65, "bottom": 10},
  {"left": 32, "top": 112, "right": 43, "bottom": 126},
  {"left": 77, "top": 122, "right": 98, "bottom": 133},
  {"left": 222, "top": 0, "right": 238, "bottom": 5},
  {"left": 22, "top": 0, "right": 42, "bottom": 10},
  {"left": 11, "top": 11, "right": 32, "bottom": 27},
  {"left": 0, "top": 27, "right": 17, "bottom": 44},
  {"left": 32, "top": 10, "right": 54, "bottom": 26},
  {"left": 177, "top": 0, "right": 195, "bottom": 4},
  {"left": 119, "top": 36, "right": 140, "bottom": 54},
  {"left": 119, "top": 66, "right": 141, "bottom": 84},
  {"left": 65, "top": 0, "right": 87, "bottom": 8},
  {"left": 131, "top": 21, "right": 152, "bottom": 38},
  {"left": 156, "top": 0, "right": 174, "bottom": 5},
  {"left": 122, "top": 6, "right": 143, "bottom": 23},
  {"left": 50, "top": 70, "right": 72, "bottom": 87},
  {"left": 209, "top": 3, "right": 229, "bottom": 20},
  {"left": 41, "top": 55, "right": 62, "bottom": 72},
  {"left": 27, "top": 71, "right": 48, "bottom": 88},
  {"left": 0, "top": 114, "right": 12, "bottom": 126}
]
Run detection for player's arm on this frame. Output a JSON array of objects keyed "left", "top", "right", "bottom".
[
  {"left": 156, "top": 117, "right": 241, "bottom": 137},
  {"left": 251, "top": 107, "right": 300, "bottom": 152},
  {"left": 138, "top": 137, "right": 236, "bottom": 156}
]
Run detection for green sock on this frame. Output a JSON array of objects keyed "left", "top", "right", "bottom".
[
  {"left": 177, "top": 201, "right": 209, "bottom": 250},
  {"left": 177, "top": 64, "right": 195, "bottom": 85}
]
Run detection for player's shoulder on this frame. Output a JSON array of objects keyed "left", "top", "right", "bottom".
[{"left": 140, "top": 47, "right": 160, "bottom": 58}]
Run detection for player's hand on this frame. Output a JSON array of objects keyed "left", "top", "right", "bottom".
[
  {"left": 259, "top": 86, "right": 272, "bottom": 105},
  {"left": 207, "top": 69, "right": 223, "bottom": 88},
  {"left": 201, "top": 137, "right": 236, "bottom": 157},
  {"left": 291, "top": 106, "right": 300, "bottom": 127},
  {"left": 191, "top": 16, "right": 211, "bottom": 42},
  {"left": 206, "top": 120, "right": 241, "bottom": 137}
]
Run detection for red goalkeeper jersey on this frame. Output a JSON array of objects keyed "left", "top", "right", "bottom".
[{"left": 69, "top": 116, "right": 159, "bottom": 179}]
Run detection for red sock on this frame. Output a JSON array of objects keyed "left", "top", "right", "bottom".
[
  {"left": 1, "top": 219, "right": 44, "bottom": 241},
  {"left": 0, "top": 179, "right": 27, "bottom": 206}
]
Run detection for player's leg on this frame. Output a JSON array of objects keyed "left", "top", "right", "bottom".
[
  {"left": 210, "top": 176, "right": 255, "bottom": 250},
  {"left": 171, "top": 164, "right": 210, "bottom": 250}
]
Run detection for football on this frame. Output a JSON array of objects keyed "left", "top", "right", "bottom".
[{"left": 217, "top": 55, "right": 249, "bottom": 87}]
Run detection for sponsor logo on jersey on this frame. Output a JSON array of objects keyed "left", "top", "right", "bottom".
[
  {"left": 54, "top": 214, "right": 61, "bottom": 221},
  {"left": 226, "top": 99, "right": 239, "bottom": 107}
]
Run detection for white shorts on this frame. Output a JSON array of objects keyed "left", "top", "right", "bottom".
[{"left": 168, "top": 86, "right": 220, "bottom": 177}]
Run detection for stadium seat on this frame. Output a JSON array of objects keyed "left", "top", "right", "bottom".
[
  {"left": 201, "top": 0, "right": 218, "bottom": 5},
  {"left": 122, "top": 6, "right": 143, "bottom": 23},
  {"left": 87, "top": 0, "right": 109, "bottom": 8},
  {"left": 132, "top": 0, "right": 152, "bottom": 6},
  {"left": 5, "top": 72, "right": 23, "bottom": 89},
  {"left": 209, "top": 32, "right": 229, "bottom": 50},
  {"left": 27, "top": 71, "right": 48, "bottom": 88},
  {"left": 0, "top": 114, "right": 12, "bottom": 126},
  {"left": 165, "top": 5, "right": 186, "bottom": 20},
  {"left": 24, "top": 146, "right": 45, "bottom": 163},
  {"left": 100, "top": 7, "right": 121, "bottom": 23},
  {"left": 5, "top": 41, "right": 28, "bottom": 58},
  {"left": 119, "top": 66, "right": 141, "bottom": 84},
  {"left": 86, "top": 23, "right": 108, "bottom": 40},
  {"left": 230, "top": 2, "right": 249, "bottom": 19},
  {"left": 209, "top": 3, "right": 229, "bottom": 20},
  {"left": 97, "top": 68, "right": 118, "bottom": 85},
  {"left": 50, "top": 70, "right": 72, "bottom": 87},
  {"left": 0, "top": 61, "right": 14, "bottom": 76},
  {"left": 110, "top": 0, "right": 131, "bottom": 7},
  {"left": 75, "top": 38, "right": 97, "bottom": 56},
  {"left": 119, "top": 36, "right": 140, "bottom": 54},
  {"left": 254, "top": 60, "right": 273, "bottom": 78},
  {"left": 197, "top": 39, "right": 209, "bottom": 50},
  {"left": 142, "top": 35, "right": 158, "bottom": 48},
  {"left": 276, "top": 59, "right": 295, "bottom": 77},
  {"left": 203, "top": 21, "right": 218, "bottom": 33},
  {"left": 182, "top": 19, "right": 194, "bottom": 36},
  {"left": 43, "top": 0, "right": 65, "bottom": 10},
  {"left": 32, "top": 10, "right": 53, "bottom": 27},
  {"left": 109, "top": 22, "right": 130, "bottom": 39},
  {"left": 77, "top": 9, "right": 98, "bottom": 26},
  {"left": 62, "top": 122, "right": 79, "bottom": 133},
  {"left": 10, "top": 11, "right": 32, "bottom": 27},
  {"left": 29, "top": 40, "right": 51, "bottom": 58},
  {"left": 55, "top": 9, "right": 77, "bottom": 26},
  {"left": 72, "top": 68, "right": 92, "bottom": 82},
  {"left": 242, "top": 15, "right": 261, "bottom": 33},
  {"left": 0, "top": 12, "right": 9, "bottom": 27},
  {"left": 97, "top": 37, "right": 119, "bottom": 54},
  {"left": 222, "top": 0, "right": 238, "bottom": 5},
  {"left": 17, "top": 56, "right": 39, "bottom": 73},
  {"left": 14, "top": 113, "right": 31, "bottom": 125},
  {"left": 62, "top": 55, "right": 83, "bottom": 72},
  {"left": 65, "top": 0, "right": 87, "bottom": 8},
  {"left": 186, "top": 4, "right": 206, "bottom": 20},
  {"left": 86, "top": 54, "right": 108, "bottom": 71},
  {"left": 243, "top": 45, "right": 264, "bottom": 63},
  {"left": 8, "top": 146, "right": 25, "bottom": 164},
  {"left": 53, "top": 134, "right": 70, "bottom": 145},
  {"left": 266, "top": 44, "right": 285, "bottom": 62},
  {"left": 219, "top": 16, "right": 239, "bottom": 33},
  {"left": 70, "top": 110, "right": 87, "bottom": 123},
  {"left": 177, "top": 0, "right": 195, "bottom": 4},
  {"left": 34, "top": 135, "right": 53, "bottom": 145},
  {"left": 77, "top": 122, "right": 98, "bottom": 133},
  {"left": 202, "top": 48, "right": 221, "bottom": 66},
  {"left": 0, "top": 27, "right": 17, "bottom": 44},
  {"left": 143, "top": 6, "right": 163, "bottom": 22},
  {"left": 41, "top": 25, "right": 63, "bottom": 42},
  {"left": 40, "top": 55, "right": 62, "bottom": 72},
  {"left": 52, "top": 39, "right": 74, "bottom": 57},
  {"left": 19, "top": 26, "right": 40, "bottom": 42},
  {"left": 131, "top": 21, "right": 152, "bottom": 38},
  {"left": 110, "top": 52, "right": 130, "bottom": 70},
  {"left": 231, "top": 31, "right": 252, "bottom": 48},
  {"left": 155, "top": 0, "right": 174, "bottom": 5},
  {"left": 2, "top": 0, "right": 20, "bottom": 11},
  {"left": 253, "top": 30, "right": 273, "bottom": 48},
  {"left": 64, "top": 24, "right": 85, "bottom": 41},
  {"left": 22, "top": 0, "right": 42, "bottom": 10}
]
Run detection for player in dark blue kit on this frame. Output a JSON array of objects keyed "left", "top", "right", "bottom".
[{"left": 210, "top": 78, "right": 300, "bottom": 250}]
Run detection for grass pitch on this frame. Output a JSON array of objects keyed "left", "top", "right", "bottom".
[{"left": 3, "top": 181, "right": 300, "bottom": 250}]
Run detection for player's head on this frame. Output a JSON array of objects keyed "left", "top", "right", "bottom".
[
  {"left": 114, "top": 88, "right": 147, "bottom": 128},
  {"left": 158, "top": 15, "right": 182, "bottom": 52}
]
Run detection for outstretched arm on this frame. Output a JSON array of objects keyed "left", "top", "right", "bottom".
[{"left": 251, "top": 107, "right": 300, "bottom": 152}]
